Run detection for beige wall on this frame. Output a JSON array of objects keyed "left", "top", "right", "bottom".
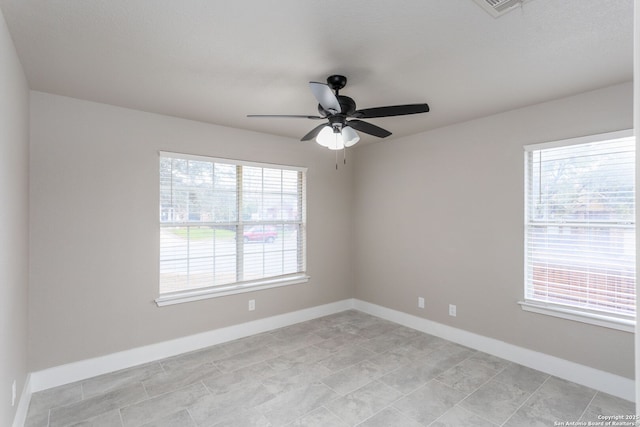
[
  {"left": 0, "top": 7, "right": 29, "bottom": 426},
  {"left": 635, "top": 0, "right": 639, "bottom": 406},
  {"left": 352, "top": 82, "right": 635, "bottom": 379},
  {"left": 28, "top": 81, "right": 635, "bottom": 380},
  {"left": 28, "top": 92, "right": 353, "bottom": 371}
]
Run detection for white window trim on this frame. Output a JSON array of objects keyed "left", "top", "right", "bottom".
[
  {"left": 518, "top": 300, "right": 635, "bottom": 333},
  {"left": 155, "top": 274, "right": 310, "bottom": 306},
  {"left": 158, "top": 151, "right": 308, "bottom": 173},
  {"left": 157, "top": 151, "right": 308, "bottom": 306},
  {"left": 521, "top": 129, "right": 636, "bottom": 331}
]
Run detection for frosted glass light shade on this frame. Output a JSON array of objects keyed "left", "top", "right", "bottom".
[
  {"left": 315, "top": 126, "right": 360, "bottom": 150},
  {"left": 342, "top": 126, "right": 360, "bottom": 147}
]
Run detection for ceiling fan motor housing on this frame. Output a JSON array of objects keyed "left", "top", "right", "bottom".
[{"left": 317, "top": 95, "right": 356, "bottom": 117}]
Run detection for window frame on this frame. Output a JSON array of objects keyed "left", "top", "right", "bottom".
[
  {"left": 520, "top": 129, "right": 636, "bottom": 332},
  {"left": 156, "top": 151, "right": 308, "bottom": 307}
]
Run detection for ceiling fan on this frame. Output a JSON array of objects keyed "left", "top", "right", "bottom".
[{"left": 248, "top": 75, "right": 430, "bottom": 150}]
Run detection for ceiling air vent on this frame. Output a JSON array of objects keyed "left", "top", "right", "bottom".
[{"left": 472, "top": 0, "right": 524, "bottom": 17}]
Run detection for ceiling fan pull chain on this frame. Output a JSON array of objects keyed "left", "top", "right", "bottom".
[{"left": 343, "top": 146, "right": 346, "bottom": 165}]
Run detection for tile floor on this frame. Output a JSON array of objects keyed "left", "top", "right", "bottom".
[{"left": 24, "top": 310, "right": 635, "bottom": 427}]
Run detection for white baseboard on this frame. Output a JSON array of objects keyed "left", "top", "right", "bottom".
[
  {"left": 353, "top": 299, "right": 635, "bottom": 402},
  {"left": 12, "top": 374, "right": 31, "bottom": 427},
  {"left": 26, "top": 298, "right": 634, "bottom": 404},
  {"left": 29, "top": 299, "right": 355, "bottom": 393}
]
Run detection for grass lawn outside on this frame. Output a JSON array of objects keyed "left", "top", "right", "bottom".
[{"left": 170, "top": 227, "right": 236, "bottom": 240}]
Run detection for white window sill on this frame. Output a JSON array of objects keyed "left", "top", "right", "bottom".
[
  {"left": 518, "top": 301, "right": 635, "bottom": 333},
  {"left": 155, "top": 274, "right": 310, "bottom": 307}
]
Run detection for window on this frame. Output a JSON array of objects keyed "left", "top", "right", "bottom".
[
  {"left": 157, "top": 152, "right": 307, "bottom": 305},
  {"left": 522, "top": 130, "right": 635, "bottom": 331}
]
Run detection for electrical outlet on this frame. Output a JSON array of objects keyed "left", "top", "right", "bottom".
[
  {"left": 418, "top": 297, "right": 425, "bottom": 309},
  {"left": 248, "top": 299, "right": 255, "bottom": 311},
  {"left": 449, "top": 304, "right": 457, "bottom": 317},
  {"left": 11, "top": 380, "right": 16, "bottom": 407}
]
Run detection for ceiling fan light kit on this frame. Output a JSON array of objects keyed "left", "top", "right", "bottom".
[
  {"left": 316, "top": 125, "right": 360, "bottom": 150},
  {"left": 248, "top": 74, "right": 430, "bottom": 159}
]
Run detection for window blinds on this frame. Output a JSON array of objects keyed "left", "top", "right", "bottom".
[
  {"left": 524, "top": 133, "right": 635, "bottom": 319},
  {"left": 159, "top": 152, "right": 306, "bottom": 295}
]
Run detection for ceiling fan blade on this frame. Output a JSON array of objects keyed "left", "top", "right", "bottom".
[
  {"left": 347, "top": 119, "right": 392, "bottom": 138},
  {"left": 247, "top": 114, "right": 325, "bottom": 119},
  {"left": 309, "top": 82, "right": 341, "bottom": 114},
  {"left": 353, "top": 103, "right": 429, "bottom": 119},
  {"left": 301, "top": 123, "right": 329, "bottom": 141}
]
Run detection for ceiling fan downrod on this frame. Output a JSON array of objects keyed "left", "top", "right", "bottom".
[{"left": 326, "top": 74, "right": 347, "bottom": 94}]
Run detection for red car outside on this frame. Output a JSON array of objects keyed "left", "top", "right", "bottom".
[{"left": 243, "top": 225, "right": 277, "bottom": 243}]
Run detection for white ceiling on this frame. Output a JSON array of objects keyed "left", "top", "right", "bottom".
[{"left": 0, "top": 0, "right": 633, "bottom": 144}]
